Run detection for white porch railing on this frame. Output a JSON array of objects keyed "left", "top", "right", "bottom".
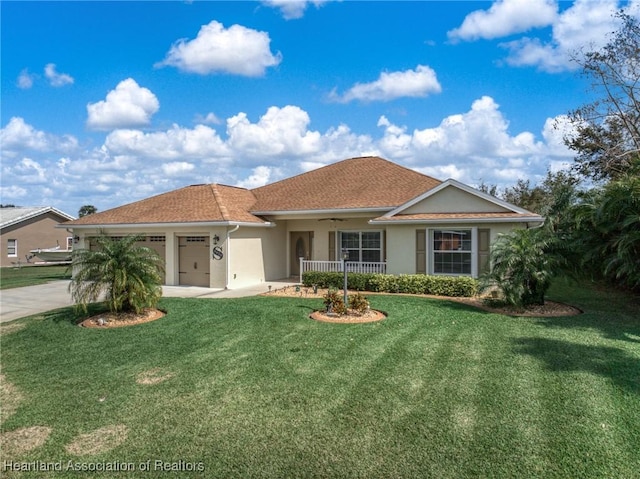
[{"left": 300, "top": 259, "right": 387, "bottom": 283}]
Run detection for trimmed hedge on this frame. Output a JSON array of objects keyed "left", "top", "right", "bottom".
[{"left": 301, "top": 271, "right": 478, "bottom": 297}]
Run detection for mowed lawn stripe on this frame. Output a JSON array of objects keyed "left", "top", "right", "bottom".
[{"left": 0, "top": 285, "right": 638, "bottom": 478}]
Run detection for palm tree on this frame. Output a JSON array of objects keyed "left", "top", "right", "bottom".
[
  {"left": 69, "top": 232, "right": 165, "bottom": 314},
  {"left": 484, "top": 227, "right": 558, "bottom": 308}
]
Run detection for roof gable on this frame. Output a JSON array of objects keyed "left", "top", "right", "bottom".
[
  {"left": 386, "top": 179, "right": 535, "bottom": 216},
  {"left": 0, "top": 206, "right": 75, "bottom": 229},
  {"left": 251, "top": 156, "right": 441, "bottom": 213},
  {"left": 370, "top": 179, "right": 543, "bottom": 224}
]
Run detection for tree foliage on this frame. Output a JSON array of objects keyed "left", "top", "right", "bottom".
[
  {"left": 78, "top": 205, "right": 98, "bottom": 218},
  {"left": 571, "top": 174, "right": 640, "bottom": 290},
  {"left": 565, "top": 11, "right": 640, "bottom": 181},
  {"left": 69, "top": 232, "right": 165, "bottom": 314},
  {"left": 484, "top": 227, "right": 561, "bottom": 308}
]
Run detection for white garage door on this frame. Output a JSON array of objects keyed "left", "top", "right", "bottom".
[{"left": 179, "top": 236, "right": 210, "bottom": 287}]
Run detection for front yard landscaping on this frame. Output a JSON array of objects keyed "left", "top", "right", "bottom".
[
  {"left": 1, "top": 279, "right": 638, "bottom": 478},
  {"left": 0, "top": 265, "right": 71, "bottom": 290}
]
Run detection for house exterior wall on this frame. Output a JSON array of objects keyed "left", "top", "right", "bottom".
[
  {"left": 403, "top": 188, "right": 509, "bottom": 214},
  {"left": 1, "top": 213, "right": 73, "bottom": 267},
  {"left": 227, "top": 222, "right": 287, "bottom": 288},
  {"left": 385, "top": 222, "right": 525, "bottom": 277}
]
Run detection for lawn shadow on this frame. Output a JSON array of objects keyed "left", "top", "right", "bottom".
[
  {"left": 513, "top": 337, "right": 640, "bottom": 395},
  {"left": 41, "top": 303, "right": 107, "bottom": 325},
  {"left": 531, "top": 314, "right": 640, "bottom": 344}
]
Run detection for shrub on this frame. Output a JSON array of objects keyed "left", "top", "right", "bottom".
[
  {"left": 349, "top": 293, "right": 370, "bottom": 313},
  {"left": 322, "top": 289, "right": 346, "bottom": 314},
  {"left": 302, "top": 272, "right": 478, "bottom": 297}
]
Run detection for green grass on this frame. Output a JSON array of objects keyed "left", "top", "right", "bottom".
[
  {"left": 0, "top": 265, "right": 71, "bottom": 290},
  {"left": 1, "top": 279, "right": 639, "bottom": 478}
]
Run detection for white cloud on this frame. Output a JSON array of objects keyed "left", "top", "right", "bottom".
[
  {"left": 44, "top": 63, "right": 74, "bottom": 87},
  {"left": 4, "top": 101, "right": 577, "bottom": 214},
  {"left": 330, "top": 65, "right": 442, "bottom": 103},
  {"left": 162, "top": 161, "right": 196, "bottom": 176},
  {"left": 501, "top": 0, "right": 623, "bottom": 72},
  {"left": 195, "top": 112, "right": 222, "bottom": 125},
  {"left": 376, "top": 96, "right": 573, "bottom": 186},
  {"left": 86, "top": 78, "right": 159, "bottom": 130},
  {"left": 261, "top": 0, "right": 328, "bottom": 20},
  {"left": 0, "top": 185, "right": 27, "bottom": 201},
  {"left": 226, "top": 105, "right": 322, "bottom": 160},
  {"left": 157, "top": 20, "right": 282, "bottom": 76},
  {"left": 0, "top": 117, "right": 78, "bottom": 157},
  {"left": 17, "top": 69, "right": 35, "bottom": 89},
  {"left": 236, "top": 165, "right": 280, "bottom": 188},
  {"left": 104, "top": 124, "right": 229, "bottom": 160},
  {"left": 448, "top": 0, "right": 558, "bottom": 42}
]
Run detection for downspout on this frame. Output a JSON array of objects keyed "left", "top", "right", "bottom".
[{"left": 225, "top": 225, "right": 240, "bottom": 289}]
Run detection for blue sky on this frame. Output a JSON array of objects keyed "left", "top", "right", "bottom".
[{"left": 2, "top": 0, "right": 638, "bottom": 216}]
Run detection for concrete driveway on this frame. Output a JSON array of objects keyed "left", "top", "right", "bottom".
[{"left": 0, "top": 279, "right": 297, "bottom": 323}]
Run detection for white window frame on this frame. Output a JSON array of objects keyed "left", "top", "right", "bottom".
[
  {"left": 338, "top": 230, "right": 384, "bottom": 263},
  {"left": 428, "top": 227, "right": 478, "bottom": 278},
  {"left": 7, "top": 239, "right": 17, "bottom": 257}
]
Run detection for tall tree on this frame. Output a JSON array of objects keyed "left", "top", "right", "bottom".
[
  {"left": 565, "top": 11, "right": 640, "bottom": 181},
  {"left": 78, "top": 205, "right": 97, "bottom": 218}
]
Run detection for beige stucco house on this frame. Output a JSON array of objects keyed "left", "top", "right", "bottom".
[
  {"left": 63, "top": 157, "right": 543, "bottom": 289},
  {"left": 1, "top": 206, "right": 76, "bottom": 267}
]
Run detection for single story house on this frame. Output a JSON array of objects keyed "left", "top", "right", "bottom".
[
  {"left": 63, "top": 156, "right": 543, "bottom": 289},
  {"left": 1, "top": 206, "right": 76, "bottom": 267}
]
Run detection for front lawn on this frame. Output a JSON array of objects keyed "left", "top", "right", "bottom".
[
  {"left": 1, "top": 280, "right": 639, "bottom": 478},
  {"left": 0, "top": 265, "right": 71, "bottom": 290}
]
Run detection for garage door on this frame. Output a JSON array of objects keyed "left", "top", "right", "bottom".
[{"left": 179, "top": 236, "right": 210, "bottom": 287}]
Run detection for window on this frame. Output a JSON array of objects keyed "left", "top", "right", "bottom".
[
  {"left": 339, "top": 231, "right": 382, "bottom": 262},
  {"left": 432, "top": 229, "right": 472, "bottom": 275},
  {"left": 7, "top": 239, "right": 17, "bottom": 257}
]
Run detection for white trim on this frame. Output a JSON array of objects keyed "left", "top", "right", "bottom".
[
  {"left": 384, "top": 179, "right": 535, "bottom": 218},
  {"left": 7, "top": 238, "right": 17, "bottom": 257},
  {"left": 1, "top": 206, "right": 75, "bottom": 229},
  {"left": 62, "top": 220, "right": 274, "bottom": 229},
  {"left": 250, "top": 207, "right": 393, "bottom": 216},
  {"left": 370, "top": 216, "right": 543, "bottom": 225}
]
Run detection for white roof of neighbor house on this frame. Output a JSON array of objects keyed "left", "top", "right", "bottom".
[{"left": 0, "top": 206, "right": 76, "bottom": 229}]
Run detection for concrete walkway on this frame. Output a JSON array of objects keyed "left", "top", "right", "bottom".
[{"left": 0, "top": 279, "right": 298, "bottom": 323}]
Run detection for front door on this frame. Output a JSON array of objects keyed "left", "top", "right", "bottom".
[{"left": 290, "top": 231, "right": 313, "bottom": 277}]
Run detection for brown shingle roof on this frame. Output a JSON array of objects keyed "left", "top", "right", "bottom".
[
  {"left": 65, "top": 157, "right": 444, "bottom": 227},
  {"left": 251, "top": 156, "right": 441, "bottom": 212},
  {"left": 66, "top": 184, "right": 265, "bottom": 226}
]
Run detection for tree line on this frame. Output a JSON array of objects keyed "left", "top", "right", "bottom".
[{"left": 483, "top": 10, "right": 640, "bottom": 307}]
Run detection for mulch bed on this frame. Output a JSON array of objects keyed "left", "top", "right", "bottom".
[{"left": 78, "top": 308, "right": 165, "bottom": 328}]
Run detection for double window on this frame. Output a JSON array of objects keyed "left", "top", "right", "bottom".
[{"left": 339, "top": 231, "right": 382, "bottom": 262}]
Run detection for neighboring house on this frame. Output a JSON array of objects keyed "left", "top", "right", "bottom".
[
  {"left": 64, "top": 156, "right": 543, "bottom": 289},
  {"left": 0, "top": 206, "right": 76, "bottom": 267}
]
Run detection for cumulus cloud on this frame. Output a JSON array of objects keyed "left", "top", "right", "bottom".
[
  {"left": 161, "top": 161, "right": 196, "bottom": 176},
  {"left": 44, "top": 63, "right": 74, "bottom": 87},
  {"left": 86, "top": 78, "right": 159, "bottom": 130},
  {"left": 448, "top": 0, "right": 558, "bottom": 42},
  {"left": 0, "top": 117, "right": 78, "bottom": 157},
  {"left": 236, "top": 165, "right": 282, "bottom": 188},
  {"left": 502, "top": 0, "right": 624, "bottom": 72},
  {"left": 17, "top": 69, "right": 35, "bottom": 89},
  {"left": 330, "top": 65, "right": 442, "bottom": 103},
  {"left": 104, "top": 124, "right": 229, "bottom": 160},
  {"left": 261, "top": 0, "right": 328, "bottom": 20},
  {"left": 226, "top": 105, "right": 322, "bottom": 160},
  {"left": 376, "top": 95, "right": 573, "bottom": 186},
  {"left": 4, "top": 101, "right": 576, "bottom": 213},
  {"left": 156, "top": 20, "right": 282, "bottom": 76}
]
